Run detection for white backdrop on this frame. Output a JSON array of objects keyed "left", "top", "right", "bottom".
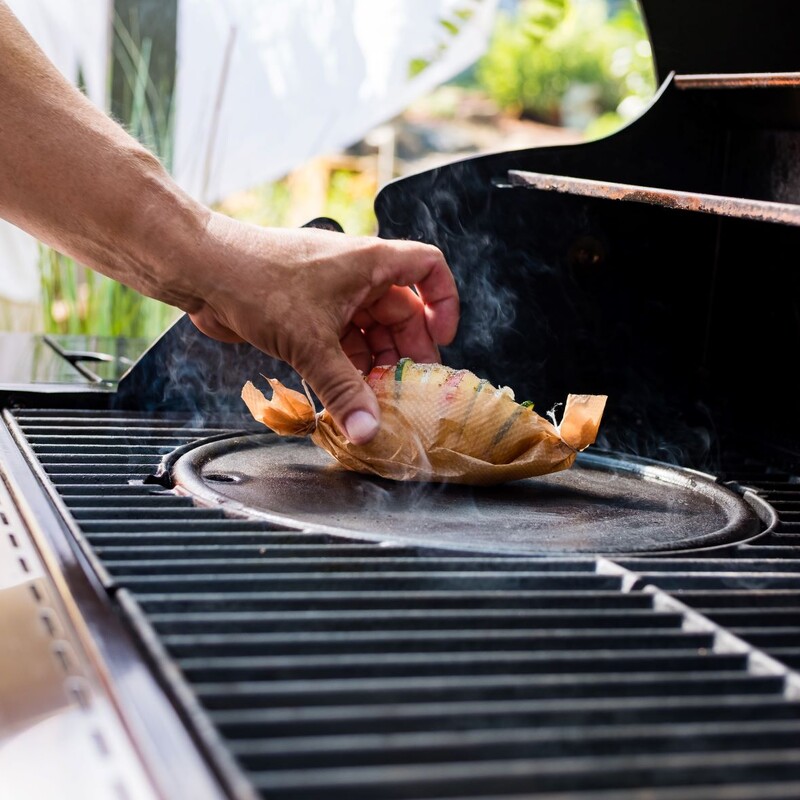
[
  {"left": 173, "top": 0, "right": 499, "bottom": 204},
  {"left": 1, "top": 0, "right": 111, "bottom": 307},
  {"left": 1, "top": 0, "right": 498, "bottom": 309}
]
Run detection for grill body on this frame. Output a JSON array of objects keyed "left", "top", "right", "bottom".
[
  {"left": 5, "top": 2, "right": 800, "bottom": 798},
  {"left": 4, "top": 406, "right": 800, "bottom": 800}
]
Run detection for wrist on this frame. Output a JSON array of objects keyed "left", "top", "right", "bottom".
[{"left": 124, "top": 154, "right": 213, "bottom": 312}]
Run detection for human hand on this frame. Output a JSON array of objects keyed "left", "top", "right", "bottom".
[
  {"left": 0, "top": 0, "right": 459, "bottom": 433},
  {"left": 186, "top": 213, "right": 459, "bottom": 444}
]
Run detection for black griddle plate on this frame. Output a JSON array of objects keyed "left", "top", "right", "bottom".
[{"left": 170, "top": 435, "right": 765, "bottom": 555}]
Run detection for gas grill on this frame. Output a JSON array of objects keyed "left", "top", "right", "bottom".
[{"left": 5, "top": 1, "right": 800, "bottom": 798}]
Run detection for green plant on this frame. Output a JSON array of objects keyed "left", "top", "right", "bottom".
[
  {"left": 38, "top": 10, "right": 180, "bottom": 338},
  {"left": 214, "top": 169, "right": 377, "bottom": 237},
  {"left": 475, "top": 0, "right": 655, "bottom": 129},
  {"left": 324, "top": 170, "right": 378, "bottom": 235},
  {"left": 111, "top": 10, "right": 175, "bottom": 172},
  {"left": 39, "top": 245, "right": 178, "bottom": 337},
  {"left": 408, "top": 1, "right": 482, "bottom": 79}
]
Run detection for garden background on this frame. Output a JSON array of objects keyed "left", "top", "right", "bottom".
[{"left": 0, "top": 0, "right": 655, "bottom": 341}]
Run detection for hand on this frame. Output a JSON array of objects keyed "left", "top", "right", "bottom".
[
  {"left": 187, "top": 213, "right": 459, "bottom": 444},
  {"left": 0, "top": 0, "right": 459, "bottom": 440}
]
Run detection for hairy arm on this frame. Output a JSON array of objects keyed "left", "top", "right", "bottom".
[
  {"left": 0, "top": 2, "right": 460, "bottom": 443},
  {"left": 0, "top": 2, "right": 206, "bottom": 310}
]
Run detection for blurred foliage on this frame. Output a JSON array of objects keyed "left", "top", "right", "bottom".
[
  {"left": 475, "top": 0, "right": 655, "bottom": 129},
  {"left": 112, "top": 8, "right": 175, "bottom": 171},
  {"left": 409, "top": 1, "right": 480, "bottom": 79},
  {"left": 321, "top": 170, "right": 379, "bottom": 235},
  {"left": 215, "top": 168, "right": 378, "bottom": 236},
  {"left": 39, "top": 247, "right": 178, "bottom": 337},
  {"left": 39, "top": 11, "right": 180, "bottom": 339}
]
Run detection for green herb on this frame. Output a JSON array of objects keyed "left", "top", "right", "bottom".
[{"left": 395, "top": 357, "right": 413, "bottom": 381}]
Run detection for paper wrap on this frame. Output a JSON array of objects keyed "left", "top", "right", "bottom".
[{"left": 242, "top": 360, "right": 607, "bottom": 486}]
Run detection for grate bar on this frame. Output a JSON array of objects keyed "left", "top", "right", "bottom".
[
  {"left": 627, "top": 574, "right": 800, "bottom": 590},
  {"left": 98, "top": 545, "right": 416, "bottom": 560},
  {"left": 136, "top": 590, "right": 660, "bottom": 612},
  {"left": 700, "top": 609, "right": 800, "bottom": 626},
  {"left": 104, "top": 558, "right": 599, "bottom": 575},
  {"left": 33, "top": 448, "right": 181, "bottom": 459},
  {"left": 121, "top": 572, "right": 625, "bottom": 593},
  {"left": 209, "top": 694, "right": 800, "bottom": 739},
  {"left": 247, "top": 749, "right": 800, "bottom": 799},
  {"left": 177, "top": 651, "right": 747, "bottom": 683},
  {"left": 50, "top": 474, "right": 160, "bottom": 485},
  {"left": 86, "top": 532, "right": 336, "bottom": 546},
  {"left": 618, "top": 559, "right": 800, "bottom": 573},
  {"left": 64, "top": 494, "right": 197, "bottom": 507},
  {"left": 25, "top": 435, "right": 199, "bottom": 446},
  {"left": 41, "top": 463, "right": 157, "bottom": 474},
  {"left": 53, "top": 484, "right": 189, "bottom": 496},
  {"left": 229, "top": 718, "right": 800, "bottom": 770},
  {"left": 76, "top": 519, "right": 298, "bottom": 533},
  {"left": 75, "top": 508, "right": 228, "bottom": 522},
  {"left": 469, "top": 780, "right": 800, "bottom": 800},
  {"left": 677, "top": 590, "right": 800, "bottom": 607},
  {"left": 193, "top": 671, "right": 784, "bottom": 710},
  {"left": 149, "top": 608, "right": 685, "bottom": 634},
  {"left": 163, "top": 629, "right": 714, "bottom": 658}
]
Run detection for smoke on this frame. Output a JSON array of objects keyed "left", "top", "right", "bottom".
[
  {"left": 374, "top": 159, "right": 722, "bottom": 473},
  {"left": 112, "top": 313, "right": 294, "bottom": 432}
]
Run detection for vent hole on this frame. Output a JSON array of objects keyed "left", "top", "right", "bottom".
[
  {"left": 52, "top": 642, "right": 71, "bottom": 673},
  {"left": 205, "top": 473, "right": 238, "bottom": 483},
  {"left": 8, "top": 532, "right": 18, "bottom": 548},
  {"left": 40, "top": 610, "right": 56, "bottom": 637},
  {"left": 67, "top": 678, "right": 91, "bottom": 710},
  {"left": 0, "top": 512, "right": 7, "bottom": 525}
]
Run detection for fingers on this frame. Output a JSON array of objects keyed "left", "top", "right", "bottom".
[
  {"left": 296, "top": 342, "right": 381, "bottom": 445},
  {"left": 377, "top": 242, "right": 460, "bottom": 346},
  {"left": 340, "top": 324, "right": 371, "bottom": 375},
  {"left": 363, "top": 323, "right": 400, "bottom": 368},
  {"left": 353, "top": 284, "right": 440, "bottom": 364}
]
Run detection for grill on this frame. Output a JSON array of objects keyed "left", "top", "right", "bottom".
[
  {"left": 4, "top": 405, "right": 800, "bottom": 799},
  {"left": 5, "top": 1, "right": 800, "bottom": 798}
]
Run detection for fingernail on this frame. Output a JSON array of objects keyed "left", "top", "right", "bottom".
[{"left": 344, "top": 409, "right": 379, "bottom": 444}]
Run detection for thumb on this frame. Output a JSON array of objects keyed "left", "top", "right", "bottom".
[{"left": 297, "top": 344, "right": 381, "bottom": 445}]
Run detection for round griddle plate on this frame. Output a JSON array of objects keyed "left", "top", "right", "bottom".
[{"left": 171, "top": 434, "right": 764, "bottom": 555}]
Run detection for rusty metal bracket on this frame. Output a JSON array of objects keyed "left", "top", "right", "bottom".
[
  {"left": 507, "top": 169, "right": 800, "bottom": 227},
  {"left": 675, "top": 72, "right": 800, "bottom": 90}
]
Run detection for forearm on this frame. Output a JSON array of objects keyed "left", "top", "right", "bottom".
[
  {"left": 0, "top": 1, "right": 207, "bottom": 311},
  {"left": 0, "top": 2, "right": 460, "bottom": 444}
]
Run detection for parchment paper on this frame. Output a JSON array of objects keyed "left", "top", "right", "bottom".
[{"left": 242, "top": 361, "right": 607, "bottom": 486}]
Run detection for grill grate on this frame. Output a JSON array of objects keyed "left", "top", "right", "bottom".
[{"left": 9, "top": 407, "right": 800, "bottom": 800}]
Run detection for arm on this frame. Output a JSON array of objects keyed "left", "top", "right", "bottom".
[{"left": 0, "top": 2, "right": 459, "bottom": 443}]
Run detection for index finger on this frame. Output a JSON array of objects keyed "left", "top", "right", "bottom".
[{"left": 378, "top": 241, "right": 460, "bottom": 346}]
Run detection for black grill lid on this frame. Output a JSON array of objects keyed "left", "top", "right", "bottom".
[
  {"left": 169, "top": 434, "right": 765, "bottom": 555},
  {"left": 641, "top": 0, "right": 800, "bottom": 80}
]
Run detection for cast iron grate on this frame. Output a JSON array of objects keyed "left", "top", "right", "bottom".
[{"left": 9, "top": 407, "right": 800, "bottom": 800}]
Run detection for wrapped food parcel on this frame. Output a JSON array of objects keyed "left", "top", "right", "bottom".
[{"left": 242, "top": 360, "right": 607, "bottom": 486}]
